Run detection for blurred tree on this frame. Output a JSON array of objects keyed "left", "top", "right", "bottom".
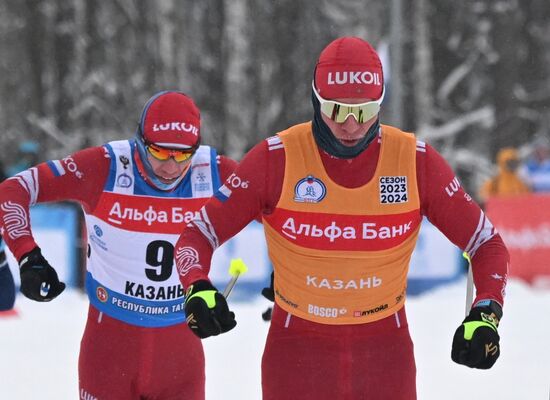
[{"left": 0, "top": 0, "right": 549, "bottom": 196}]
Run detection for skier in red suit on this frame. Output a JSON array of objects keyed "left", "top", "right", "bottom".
[
  {"left": 176, "top": 37, "right": 509, "bottom": 400},
  {"left": 0, "top": 91, "right": 237, "bottom": 399}
]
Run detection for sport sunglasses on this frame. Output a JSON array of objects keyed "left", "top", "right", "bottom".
[
  {"left": 312, "top": 81, "right": 385, "bottom": 124},
  {"left": 145, "top": 142, "right": 197, "bottom": 163}
]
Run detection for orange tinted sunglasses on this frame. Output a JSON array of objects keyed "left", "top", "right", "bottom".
[{"left": 146, "top": 143, "right": 196, "bottom": 162}]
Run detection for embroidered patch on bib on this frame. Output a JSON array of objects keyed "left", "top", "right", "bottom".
[{"left": 294, "top": 175, "right": 327, "bottom": 203}]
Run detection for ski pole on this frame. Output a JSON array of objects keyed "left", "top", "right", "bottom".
[
  {"left": 463, "top": 251, "right": 474, "bottom": 316},
  {"left": 222, "top": 258, "right": 248, "bottom": 298}
]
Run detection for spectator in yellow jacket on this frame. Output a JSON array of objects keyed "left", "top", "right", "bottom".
[{"left": 479, "top": 147, "right": 530, "bottom": 203}]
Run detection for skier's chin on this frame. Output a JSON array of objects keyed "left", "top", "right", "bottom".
[
  {"left": 156, "top": 175, "right": 180, "bottom": 184},
  {"left": 337, "top": 138, "right": 362, "bottom": 147}
]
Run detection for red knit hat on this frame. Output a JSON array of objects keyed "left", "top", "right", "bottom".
[
  {"left": 314, "top": 37, "right": 384, "bottom": 100},
  {"left": 139, "top": 91, "right": 200, "bottom": 149}
]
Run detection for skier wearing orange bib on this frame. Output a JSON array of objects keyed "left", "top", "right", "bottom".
[{"left": 175, "top": 37, "right": 509, "bottom": 399}]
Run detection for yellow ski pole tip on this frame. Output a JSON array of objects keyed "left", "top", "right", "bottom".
[{"left": 229, "top": 258, "right": 248, "bottom": 276}]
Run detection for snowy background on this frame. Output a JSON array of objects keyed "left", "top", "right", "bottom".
[
  {"left": 1, "top": 2, "right": 550, "bottom": 399},
  {"left": 1, "top": 278, "right": 548, "bottom": 400},
  {"left": 2, "top": 1, "right": 550, "bottom": 196}
]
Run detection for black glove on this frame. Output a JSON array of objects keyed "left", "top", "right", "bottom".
[
  {"left": 184, "top": 280, "right": 236, "bottom": 339},
  {"left": 451, "top": 300, "right": 502, "bottom": 369},
  {"left": 260, "top": 272, "right": 274, "bottom": 321},
  {"left": 261, "top": 271, "right": 274, "bottom": 302},
  {"left": 19, "top": 248, "right": 66, "bottom": 302}
]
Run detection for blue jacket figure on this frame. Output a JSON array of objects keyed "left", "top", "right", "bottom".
[
  {"left": 6, "top": 140, "right": 41, "bottom": 177},
  {"left": 523, "top": 136, "right": 550, "bottom": 192},
  {"left": 0, "top": 236, "right": 16, "bottom": 311},
  {"left": 0, "top": 163, "right": 15, "bottom": 311}
]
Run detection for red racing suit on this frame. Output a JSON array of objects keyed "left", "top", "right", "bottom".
[
  {"left": 175, "top": 123, "right": 509, "bottom": 400},
  {"left": 0, "top": 140, "right": 236, "bottom": 400}
]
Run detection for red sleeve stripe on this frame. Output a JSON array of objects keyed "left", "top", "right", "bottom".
[
  {"left": 464, "top": 212, "right": 496, "bottom": 256},
  {"left": 192, "top": 208, "right": 219, "bottom": 249},
  {"left": 9, "top": 167, "right": 39, "bottom": 205},
  {"left": 267, "top": 136, "right": 283, "bottom": 151},
  {"left": 267, "top": 136, "right": 281, "bottom": 145}
]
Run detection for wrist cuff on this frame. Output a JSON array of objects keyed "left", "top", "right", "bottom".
[{"left": 473, "top": 299, "right": 503, "bottom": 320}]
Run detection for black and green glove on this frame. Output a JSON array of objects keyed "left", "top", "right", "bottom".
[
  {"left": 451, "top": 300, "right": 502, "bottom": 369},
  {"left": 184, "top": 280, "right": 236, "bottom": 339}
]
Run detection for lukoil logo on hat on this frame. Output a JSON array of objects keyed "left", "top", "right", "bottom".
[
  {"left": 139, "top": 91, "right": 201, "bottom": 149},
  {"left": 315, "top": 37, "right": 384, "bottom": 100}
]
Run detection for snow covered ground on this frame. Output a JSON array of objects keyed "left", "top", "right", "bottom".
[{"left": 0, "top": 277, "right": 548, "bottom": 400}]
